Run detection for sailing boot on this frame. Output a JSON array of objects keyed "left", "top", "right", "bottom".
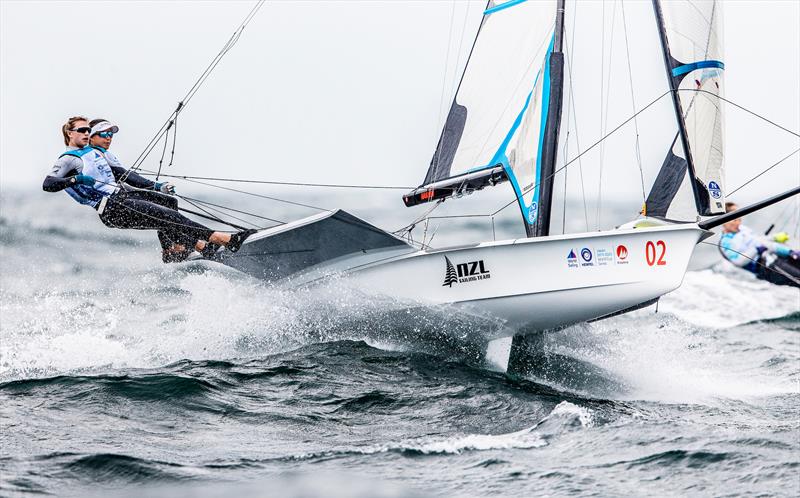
[{"left": 227, "top": 229, "right": 258, "bottom": 253}]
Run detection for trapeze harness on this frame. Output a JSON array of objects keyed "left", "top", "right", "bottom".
[{"left": 58, "top": 146, "right": 214, "bottom": 247}]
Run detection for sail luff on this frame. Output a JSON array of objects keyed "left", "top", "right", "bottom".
[
  {"left": 426, "top": 1, "right": 493, "bottom": 185},
  {"left": 651, "top": 0, "right": 703, "bottom": 218},
  {"left": 408, "top": 0, "right": 560, "bottom": 217},
  {"left": 531, "top": 0, "right": 566, "bottom": 237}
]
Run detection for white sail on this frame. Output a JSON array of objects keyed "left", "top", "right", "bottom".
[
  {"left": 654, "top": 0, "right": 726, "bottom": 217},
  {"left": 422, "top": 0, "right": 557, "bottom": 226}
]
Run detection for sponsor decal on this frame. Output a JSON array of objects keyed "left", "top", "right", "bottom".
[
  {"left": 442, "top": 256, "right": 490, "bottom": 287},
  {"left": 708, "top": 181, "right": 722, "bottom": 199},
  {"left": 567, "top": 249, "right": 578, "bottom": 268},
  {"left": 527, "top": 202, "right": 538, "bottom": 223},
  {"left": 596, "top": 247, "right": 614, "bottom": 266},
  {"left": 580, "top": 247, "right": 594, "bottom": 267},
  {"left": 616, "top": 244, "right": 629, "bottom": 265}
]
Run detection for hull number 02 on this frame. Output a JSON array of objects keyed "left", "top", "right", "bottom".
[{"left": 645, "top": 240, "right": 667, "bottom": 266}]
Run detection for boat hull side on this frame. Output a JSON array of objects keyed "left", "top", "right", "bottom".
[{"left": 331, "top": 224, "right": 703, "bottom": 338}]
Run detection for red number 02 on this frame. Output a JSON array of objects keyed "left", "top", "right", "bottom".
[{"left": 645, "top": 240, "right": 667, "bottom": 266}]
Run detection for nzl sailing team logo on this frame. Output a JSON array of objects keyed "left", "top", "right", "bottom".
[
  {"left": 708, "top": 181, "right": 722, "bottom": 199},
  {"left": 443, "top": 256, "right": 491, "bottom": 287}
]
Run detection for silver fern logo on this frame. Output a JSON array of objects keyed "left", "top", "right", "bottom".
[
  {"left": 442, "top": 256, "right": 490, "bottom": 287},
  {"left": 442, "top": 256, "right": 458, "bottom": 287}
]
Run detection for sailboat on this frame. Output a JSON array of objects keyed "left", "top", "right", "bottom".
[{"left": 199, "top": 0, "right": 799, "bottom": 340}]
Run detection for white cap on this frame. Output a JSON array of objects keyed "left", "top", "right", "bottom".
[{"left": 90, "top": 121, "right": 119, "bottom": 136}]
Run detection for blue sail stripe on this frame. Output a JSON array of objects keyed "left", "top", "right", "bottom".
[
  {"left": 484, "top": 0, "right": 528, "bottom": 15},
  {"left": 671, "top": 60, "right": 724, "bottom": 77}
]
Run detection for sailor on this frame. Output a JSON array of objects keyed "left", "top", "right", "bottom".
[
  {"left": 87, "top": 118, "right": 203, "bottom": 261},
  {"left": 720, "top": 202, "right": 800, "bottom": 287},
  {"left": 43, "top": 116, "right": 255, "bottom": 262}
]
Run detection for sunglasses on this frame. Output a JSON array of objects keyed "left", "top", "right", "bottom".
[
  {"left": 71, "top": 127, "right": 91, "bottom": 134},
  {"left": 97, "top": 131, "right": 115, "bottom": 139}
]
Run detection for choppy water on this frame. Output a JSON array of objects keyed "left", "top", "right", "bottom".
[{"left": 1, "top": 191, "right": 798, "bottom": 497}]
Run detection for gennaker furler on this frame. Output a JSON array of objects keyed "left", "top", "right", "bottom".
[{"left": 196, "top": 0, "right": 800, "bottom": 341}]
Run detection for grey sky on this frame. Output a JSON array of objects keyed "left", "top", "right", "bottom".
[{"left": 1, "top": 0, "right": 798, "bottom": 208}]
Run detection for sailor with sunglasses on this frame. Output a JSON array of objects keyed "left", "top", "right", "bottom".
[{"left": 43, "top": 116, "right": 255, "bottom": 262}]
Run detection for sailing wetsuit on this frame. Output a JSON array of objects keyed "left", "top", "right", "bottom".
[
  {"left": 43, "top": 146, "right": 213, "bottom": 249},
  {"left": 720, "top": 225, "right": 800, "bottom": 287}
]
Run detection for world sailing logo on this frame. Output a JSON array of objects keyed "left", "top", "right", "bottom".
[
  {"left": 567, "top": 249, "right": 578, "bottom": 268},
  {"left": 442, "top": 256, "right": 490, "bottom": 287}
]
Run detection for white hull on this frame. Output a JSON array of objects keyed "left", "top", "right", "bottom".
[
  {"left": 210, "top": 211, "right": 705, "bottom": 340},
  {"left": 292, "top": 223, "right": 705, "bottom": 340}
]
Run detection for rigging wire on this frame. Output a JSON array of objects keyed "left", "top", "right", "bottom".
[
  {"left": 168, "top": 175, "right": 333, "bottom": 213},
  {"left": 179, "top": 195, "right": 264, "bottom": 229},
  {"left": 491, "top": 89, "right": 674, "bottom": 217},
  {"left": 597, "top": 0, "right": 618, "bottom": 230},
  {"left": 678, "top": 89, "right": 800, "bottom": 139},
  {"left": 124, "top": 0, "right": 266, "bottom": 181},
  {"left": 620, "top": 0, "right": 646, "bottom": 208},
  {"left": 726, "top": 148, "right": 800, "bottom": 197},
  {"left": 563, "top": 18, "right": 590, "bottom": 232},
  {"left": 138, "top": 171, "right": 413, "bottom": 190},
  {"left": 176, "top": 194, "right": 285, "bottom": 225},
  {"left": 435, "top": 0, "right": 458, "bottom": 151}
]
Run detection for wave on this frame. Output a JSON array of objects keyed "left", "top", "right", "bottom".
[{"left": 276, "top": 401, "right": 592, "bottom": 461}]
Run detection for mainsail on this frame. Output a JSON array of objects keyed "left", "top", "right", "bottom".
[
  {"left": 647, "top": 0, "right": 726, "bottom": 218},
  {"left": 403, "top": 0, "right": 562, "bottom": 236}
]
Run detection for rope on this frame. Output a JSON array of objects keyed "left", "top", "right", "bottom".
[
  {"left": 162, "top": 175, "right": 332, "bottom": 213},
  {"left": 124, "top": 0, "right": 266, "bottom": 181},
  {"left": 138, "top": 171, "right": 413, "bottom": 190},
  {"left": 176, "top": 194, "right": 285, "bottom": 225}
]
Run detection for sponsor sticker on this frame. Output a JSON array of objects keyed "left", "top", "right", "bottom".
[
  {"left": 596, "top": 247, "right": 614, "bottom": 266},
  {"left": 580, "top": 247, "right": 594, "bottom": 267},
  {"left": 442, "top": 256, "right": 491, "bottom": 287},
  {"left": 567, "top": 249, "right": 578, "bottom": 268},
  {"left": 527, "top": 202, "right": 538, "bottom": 223},
  {"left": 615, "top": 244, "right": 629, "bottom": 265},
  {"left": 708, "top": 181, "right": 722, "bottom": 199}
]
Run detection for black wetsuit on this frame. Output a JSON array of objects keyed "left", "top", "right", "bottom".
[
  {"left": 757, "top": 256, "right": 800, "bottom": 288},
  {"left": 43, "top": 147, "right": 213, "bottom": 251}
]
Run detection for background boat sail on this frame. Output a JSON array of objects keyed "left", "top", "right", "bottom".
[{"left": 199, "top": 0, "right": 797, "bottom": 341}]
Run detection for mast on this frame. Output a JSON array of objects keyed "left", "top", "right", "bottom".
[
  {"left": 531, "top": 0, "right": 566, "bottom": 237},
  {"left": 651, "top": 0, "right": 705, "bottom": 217}
]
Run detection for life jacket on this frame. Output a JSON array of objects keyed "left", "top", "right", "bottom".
[
  {"left": 720, "top": 228, "right": 759, "bottom": 273},
  {"left": 59, "top": 146, "right": 118, "bottom": 207}
]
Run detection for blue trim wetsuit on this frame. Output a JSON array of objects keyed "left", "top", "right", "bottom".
[
  {"left": 43, "top": 146, "right": 214, "bottom": 252},
  {"left": 720, "top": 225, "right": 800, "bottom": 288}
]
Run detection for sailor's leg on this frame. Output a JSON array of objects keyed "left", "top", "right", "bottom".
[
  {"left": 125, "top": 189, "right": 179, "bottom": 210},
  {"left": 100, "top": 195, "right": 215, "bottom": 242},
  {"left": 758, "top": 257, "right": 800, "bottom": 288}
]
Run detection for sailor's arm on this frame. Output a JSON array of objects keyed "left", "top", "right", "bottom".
[
  {"left": 42, "top": 156, "right": 91, "bottom": 192},
  {"left": 109, "top": 166, "right": 156, "bottom": 189},
  {"left": 108, "top": 166, "right": 175, "bottom": 194},
  {"left": 756, "top": 237, "right": 795, "bottom": 258}
]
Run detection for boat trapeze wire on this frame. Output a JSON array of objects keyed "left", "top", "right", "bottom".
[{"left": 123, "top": 0, "right": 266, "bottom": 182}]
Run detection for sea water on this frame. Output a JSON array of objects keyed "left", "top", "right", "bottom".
[{"left": 1, "top": 190, "right": 798, "bottom": 497}]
